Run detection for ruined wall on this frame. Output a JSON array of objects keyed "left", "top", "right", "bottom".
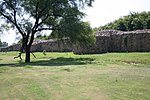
[
  {"left": 73, "top": 36, "right": 110, "bottom": 54},
  {"left": 1, "top": 29, "right": 150, "bottom": 53},
  {"left": 109, "top": 30, "right": 150, "bottom": 52},
  {"left": 0, "top": 44, "right": 21, "bottom": 52},
  {"left": 0, "top": 39, "right": 72, "bottom": 52},
  {"left": 74, "top": 29, "right": 150, "bottom": 54},
  {"left": 31, "top": 39, "right": 72, "bottom": 52}
]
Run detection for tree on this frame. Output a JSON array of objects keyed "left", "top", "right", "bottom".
[
  {"left": 0, "top": 39, "right": 8, "bottom": 47},
  {"left": 0, "top": 39, "right": 2, "bottom": 47},
  {"left": 0, "top": 0, "right": 94, "bottom": 63},
  {"left": 97, "top": 11, "right": 150, "bottom": 31},
  {"left": 36, "top": 34, "right": 49, "bottom": 40}
]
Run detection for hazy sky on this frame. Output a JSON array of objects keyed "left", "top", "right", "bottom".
[
  {"left": 1, "top": 0, "right": 150, "bottom": 45},
  {"left": 84, "top": 0, "right": 150, "bottom": 27}
]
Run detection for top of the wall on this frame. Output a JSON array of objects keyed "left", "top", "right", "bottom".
[{"left": 96, "top": 29, "right": 150, "bottom": 37}]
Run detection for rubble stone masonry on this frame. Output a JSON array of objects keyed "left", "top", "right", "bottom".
[
  {"left": 1, "top": 29, "right": 150, "bottom": 54},
  {"left": 74, "top": 29, "right": 150, "bottom": 54}
]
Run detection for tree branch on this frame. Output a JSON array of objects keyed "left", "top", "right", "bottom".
[
  {"left": 0, "top": 12, "right": 15, "bottom": 24},
  {"left": 14, "top": 41, "right": 24, "bottom": 60},
  {"left": 1, "top": 0, "right": 25, "bottom": 37},
  {"left": 37, "top": 14, "right": 49, "bottom": 27},
  {"left": 32, "top": 2, "right": 40, "bottom": 31},
  {"left": 14, "top": 52, "right": 23, "bottom": 60},
  {"left": 35, "top": 27, "right": 56, "bottom": 32},
  {"left": 28, "top": 31, "right": 35, "bottom": 47},
  {"left": 14, "top": 40, "right": 36, "bottom": 60},
  {"left": 32, "top": 1, "right": 53, "bottom": 31}
]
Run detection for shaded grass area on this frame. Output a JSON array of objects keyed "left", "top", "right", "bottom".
[
  {"left": 0, "top": 52, "right": 150, "bottom": 67},
  {"left": 0, "top": 52, "right": 150, "bottom": 100},
  {"left": 0, "top": 57, "right": 94, "bottom": 67},
  {"left": 0, "top": 52, "right": 95, "bottom": 67}
]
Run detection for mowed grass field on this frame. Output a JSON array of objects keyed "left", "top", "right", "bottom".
[{"left": 0, "top": 52, "right": 150, "bottom": 100}]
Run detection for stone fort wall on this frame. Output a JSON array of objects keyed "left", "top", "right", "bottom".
[
  {"left": 0, "top": 39, "right": 72, "bottom": 52},
  {"left": 73, "top": 29, "right": 150, "bottom": 54},
  {"left": 1, "top": 29, "right": 150, "bottom": 53}
]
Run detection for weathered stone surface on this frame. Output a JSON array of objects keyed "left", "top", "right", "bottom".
[
  {"left": 74, "top": 29, "right": 150, "bottom": 54},
  {"left": 31, "top": 39, "right": 72, "bottom": 52},
  {"left": 0, "top": 39, "right": 72, "bottom": 52},
  {"left": 0, "top": 29, "right": 150, "bottom": 53},
  {"left": 0, "top": 44, "right": 21, "bottom": 52}
]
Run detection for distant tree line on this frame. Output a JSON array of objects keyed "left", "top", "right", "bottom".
[
  {"left": 0, "top": 39, "right": 8, "bottom": 47},
  {"left": 95, "top": 11, "right": 150, "bottom": 31}
]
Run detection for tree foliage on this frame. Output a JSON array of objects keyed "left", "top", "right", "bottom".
[
  {"left": 50, "top": 21, "right": 95, "bottom": 47},
  {"left": 96, "top": 11, "right": 150, "bottom": 31},
  {"left": 0, "top": 39, "right": 8, "bottom": 47},
  {"left": 36, "top": 34, "right": 49, "bottom": 40},
  {"left": 0, "top": 39, "right": 2, "bottom": 47},
  {"left": 0, "top": 0, "right": 94, "bottom": 62}
]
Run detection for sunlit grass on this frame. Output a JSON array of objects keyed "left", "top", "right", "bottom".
[{"left": 0, "top": 52, "right": 150, "bottom": 100}]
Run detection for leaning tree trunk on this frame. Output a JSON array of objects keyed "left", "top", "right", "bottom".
[{"left": 25, "top": 45, "right": 31, "bottom": 63}]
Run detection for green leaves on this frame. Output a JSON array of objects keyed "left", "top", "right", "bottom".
[
  {"left": 51, "top": 21, "right": 95, "bottom": 47},
  {"left": 98, "top": 11, "right": 150, "bottom": 31},
  {"left": 0, "top": 0, "right": 95, "bottom": 47},
  {"left": 0, "top": 39, "right": 8, "bottom": 47}
]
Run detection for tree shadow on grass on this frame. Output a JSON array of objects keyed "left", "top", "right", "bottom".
[{"left": 0, "top": 57, "right": 95, "bottom": 67}]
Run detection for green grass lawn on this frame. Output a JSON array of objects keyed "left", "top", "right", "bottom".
[{"left": 0, "top": 52, "right": 150, "bottom": 100}]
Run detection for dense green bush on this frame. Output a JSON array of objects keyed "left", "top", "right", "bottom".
[
  {"left": 0, "top": 39, "right": 8, "bottom": 47},
  {"left": 96, "top": 11, "right": 150, "bottom": 31}
]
